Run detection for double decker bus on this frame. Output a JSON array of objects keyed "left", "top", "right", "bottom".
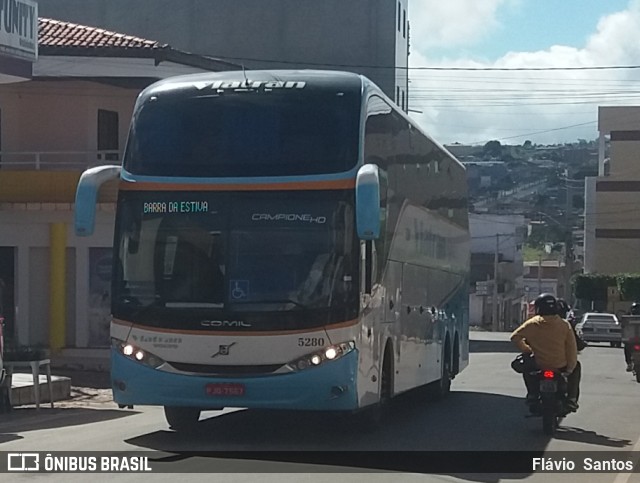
[{"left": 75, "top": 70, "right": 470, "bottom": 430}]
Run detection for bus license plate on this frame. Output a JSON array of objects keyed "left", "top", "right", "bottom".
[
  {"left": 206, "top": 383, "right": 245, "bottom": 397},
  {"left": 540, "top": 380, "right": 557, "bottom": 393}
]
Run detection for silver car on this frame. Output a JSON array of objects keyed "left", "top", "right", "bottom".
[{"left": 576, "top": 312, "right": 622, "bottom": 347}]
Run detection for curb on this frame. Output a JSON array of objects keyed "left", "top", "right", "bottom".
[{"left": 9, "top": 375, "right": 72, "bottom": 406}]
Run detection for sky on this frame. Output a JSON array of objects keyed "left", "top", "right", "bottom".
[{"left": 407, "top": 0, "right": 640, "bottom": 146}]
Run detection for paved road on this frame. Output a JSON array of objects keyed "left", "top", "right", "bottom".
[{"left": 1, "top": 332, "right": 639, "bottom": 482}]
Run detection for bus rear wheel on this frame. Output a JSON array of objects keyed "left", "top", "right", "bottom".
[
  {"left": 427, "top": 344, "right": 452, "bottom": 400},
  {"left": 164, "top": 406, "right": 201, "bottom": 431}
]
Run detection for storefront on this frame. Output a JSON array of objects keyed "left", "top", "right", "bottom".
[{"left": 0, "top": 0, "right": 37, "bottom": 83}]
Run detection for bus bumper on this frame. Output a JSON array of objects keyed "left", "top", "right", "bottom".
[{"left": 111, "top": 348, "right": 359, "bottom": 411}]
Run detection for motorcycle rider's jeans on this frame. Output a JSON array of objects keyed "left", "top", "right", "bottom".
[{"left": 624, "top": 343, "right": 633, "bottom": 365}]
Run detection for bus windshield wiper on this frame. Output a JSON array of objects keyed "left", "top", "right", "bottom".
[{"left": 118, "top": 295, "right": 161, "bottom": 320}]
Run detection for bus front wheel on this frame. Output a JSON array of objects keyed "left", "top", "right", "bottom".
[
  {"left": 352, "top": 350, "right": 393, "bottom": 428},
  {"left": 164, "top": 406, "right": 201, "bottom": 431}
]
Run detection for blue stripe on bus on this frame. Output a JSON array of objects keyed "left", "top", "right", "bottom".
[
  {"left": 120, "top": 167, "right": 361, "bottom": 185},
  {"left": 111, "top": 349, "right": 359, "bottom": 411}
]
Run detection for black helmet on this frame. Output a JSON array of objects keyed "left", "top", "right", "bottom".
[
  {"left": 631, "top": 302, "right": 640, "bottom": 315},
  {"left": 534, "top": 293, "right": 558, "bottom": 316},
  {"left": 556, "top": 298, "right": 570, "bottom": 318}
]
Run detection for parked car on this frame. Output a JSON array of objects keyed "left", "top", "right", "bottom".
[{"left": 576, "top": 312, "right": 622, "bottom": 347}]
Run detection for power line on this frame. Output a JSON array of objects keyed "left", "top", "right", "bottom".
[
  {"left": 205, "top": 54, "right": 640, "bottom": 72},
  {"left": 411, "top": 65, "right": 640, "bottom": 72}
]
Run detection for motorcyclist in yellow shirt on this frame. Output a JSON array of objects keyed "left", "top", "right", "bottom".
[{"left": 511, "top": 293, "right": 579, "bottom": 413}]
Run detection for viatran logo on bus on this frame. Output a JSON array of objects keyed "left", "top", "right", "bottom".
[{"left": 196, "top": 80, "right": 306, "bottom": 91}]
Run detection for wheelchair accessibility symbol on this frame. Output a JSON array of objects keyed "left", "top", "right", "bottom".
[{"left": 230, "top": 280, "right": 249, "bottom": 300}]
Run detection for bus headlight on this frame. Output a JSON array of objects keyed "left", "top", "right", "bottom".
[
  {"left": 112, "top": 338, "right": 165, "bottom": 369},
  {"left": 286, "top": 341, "right": 355, "bottom": 372}
]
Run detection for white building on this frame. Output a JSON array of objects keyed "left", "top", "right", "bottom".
[
  {"left": 39, "top": 0, "right": 411, "bottom": 111},
  {"left": 469, "top": 214, "right": 526, "bottom": 330}
]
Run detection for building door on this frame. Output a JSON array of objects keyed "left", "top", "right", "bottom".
[{"left": 0, "top": 247, "right": 15, "bottom": 342}]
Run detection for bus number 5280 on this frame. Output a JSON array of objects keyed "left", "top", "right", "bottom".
[{"left": 298, "top": 338, "right": 325, "bottom": 347}]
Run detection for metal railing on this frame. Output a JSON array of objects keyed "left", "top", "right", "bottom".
[{"left": 0, "top": 151, "right": 122, "bottom": 170}]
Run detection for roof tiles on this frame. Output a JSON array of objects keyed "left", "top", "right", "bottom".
[{"left": 39, "top": 17, "right": 165, "bottom": 51}]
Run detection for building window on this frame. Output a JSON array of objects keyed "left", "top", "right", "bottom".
[
  {"left": 401, "top": 91, "right": 405, "bottom": 111},
  {"left": 97, "top": 109, "right": 119, "bottom": 161},
  {"left": 396, "top": 86, "right": 400, "bottom": 104},
  {"left": 398, "top": 2, "right": 401, "bottom": 32},
  {"left": 403, "top": 9, "right": 406, "bottom": 38}
]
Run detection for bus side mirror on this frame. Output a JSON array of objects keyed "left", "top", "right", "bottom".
[
  {"left": 75, "top": 165, "right": 121, "bottom": 236},
  {"left": 355, "top": 164, "right": 381, "bottom": 240}
]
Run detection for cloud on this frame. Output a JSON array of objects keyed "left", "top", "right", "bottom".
[
  {"left": 408, "top": 0, "right": 640, "bottom": 145},
  {"left": 410, "top": 0, "right": 516, "bottom": 52},
  {"left": 586, "top": 0, "right": 640, "bottom": 64}
]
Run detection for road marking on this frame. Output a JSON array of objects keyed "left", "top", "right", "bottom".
[{"left": 613, "top": 434, "right": 640, "bottom": 483}]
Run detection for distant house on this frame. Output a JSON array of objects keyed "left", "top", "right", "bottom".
[{"left": 522, "top": 260, "right": 563, "bottom": 297}]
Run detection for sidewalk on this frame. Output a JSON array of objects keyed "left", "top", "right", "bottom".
[
  {"left": 9, "top": 373, "right": 72, "bottom": 406},
  {"left": 5, "top": 349, "right": 111, "bottom": 408}
]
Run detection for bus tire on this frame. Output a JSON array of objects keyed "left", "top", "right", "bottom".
[
  {"left": 452, "top": 334, "right": 460, "bottom": 377},
  {"left": 164, "top": 406, "right": 201, "bottom": 431},
  {"left": 428, "top": 339, "right": 452, "bottom": 400},
  {"left": 354, "top": 343, "right": 393, "bottom": 428}
]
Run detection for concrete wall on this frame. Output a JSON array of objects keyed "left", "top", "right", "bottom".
[
  {"left": 589, "top": 106, "right": 640, "bottom": 274},
  {"left": 37, "top": 0, "right": 408, "bottom": 102},
  {"left": 609, "top": 140, "right": 640, "bottom": 177},
  {"left": 0, "top": 80, "right": 138, "bottom": 168},
  {"left": 0, "top": 207, "right": 114, "bottom": 347},
  {"left": 598, "top": 106, "right": 640, "bottom": 133},
  {"left": 593, "top": 237, "right": 640, "bottom": 274}
]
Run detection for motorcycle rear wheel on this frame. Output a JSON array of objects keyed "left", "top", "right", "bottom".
[{"left": 542, "top": 408, "right": 557, "bottom": 435}]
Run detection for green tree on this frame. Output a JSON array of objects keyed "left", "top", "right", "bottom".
[{"left": 483, "top": 140, "right": 503, "bottom": 157}]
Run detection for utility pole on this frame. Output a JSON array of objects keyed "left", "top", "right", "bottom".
[
  {"left": 492, "top": 234, "right": 499, "bottom": 332},
  {"left": 538, "top": 254, "right": 542, "bottom": 294},
  {"left": 564, "top": 177, "right": 573, "bottom": 302}
]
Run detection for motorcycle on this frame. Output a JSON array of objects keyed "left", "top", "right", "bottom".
[
  {"left": 621, "top": 315, "right": 640, "bottom": 382},
  {"left": 528, "top": 369, "right": 570, "bottom": 435},
  {"left": 631, "top": 339, "right": 640, "bottom": 383}
]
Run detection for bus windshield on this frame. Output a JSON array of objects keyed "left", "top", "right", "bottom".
[
  {"left": 123, "top": 89, "right": 361, "bottom": 177},
  {"left": 112, "top": 191, "right": 359, "bottom": 327}
]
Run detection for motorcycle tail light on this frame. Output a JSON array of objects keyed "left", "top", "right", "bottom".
[
  {"left": 543, "top": 370, "right": 555, "bottom": 379},
  {"left": 634, "top": 344, "right": 640, "bottom": 351}
]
